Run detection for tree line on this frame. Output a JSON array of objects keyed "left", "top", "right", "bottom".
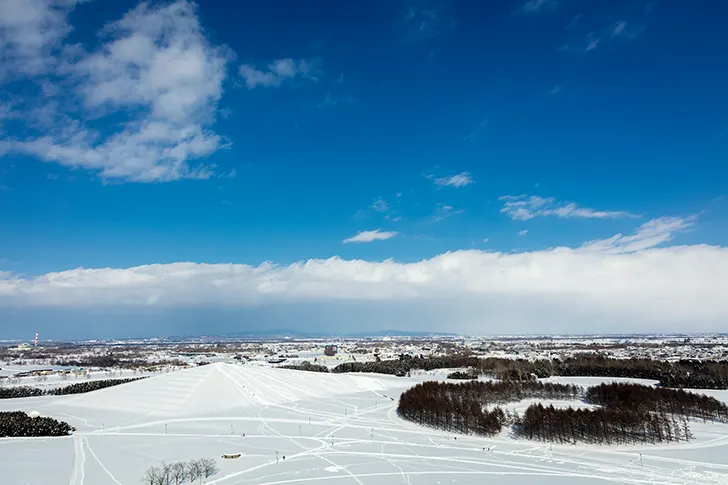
[
  {"left": 0, "top": 377, "right": 144, "bottom": 399},
  {"left": 397, "top": 380, "right": 580, "bottom": 436},
  {"left": 398, "top": 380, "right": 728, "bottom": 445},
  {"left": 333, "top": 354, "right": 728, "bottom": 389},
  {"left": 333, "top": 354, "right": 480, "bottom": 377},
  {"left": 280, "top": 361, "right": 330, "bottom": 373},
  {"left": 142, "top": 458, "right": 218, "bottom": 485},
  {"left": 53, "top": 353, "right": 185, "bottom": 369},
  {"left": 517, "top": 404, "right": 692, "bottom": 445},
  {"left": 0, "top": 411, "right": 74, "bottom": 437},
  {"left": 585, "top": 382, "right": 728, "bottom": 422}
]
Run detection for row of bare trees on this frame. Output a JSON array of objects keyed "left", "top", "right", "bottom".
[{"left": 142, "top": 458, "right": 218, "bottom": 485}]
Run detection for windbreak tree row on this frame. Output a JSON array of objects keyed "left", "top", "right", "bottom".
[
  {"left": 279, "top": 361, "right": 330, "bottom": 373},
  {"left": 0, "top": 377, "right": 144, "bottom": 399}
]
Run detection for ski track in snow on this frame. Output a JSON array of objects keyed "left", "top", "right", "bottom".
[
  {"left": 68, "top": 435, "right": 85, "bottom": 485},
  {"left": 3, "top": 363, "right": 728, "bottom": 485}
]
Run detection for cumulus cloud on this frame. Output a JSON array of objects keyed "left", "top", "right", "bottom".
[
  {"left": 343, "top": 229, "right": 398, "bottom": 244},
  {"left": 1, "top": 217, "right": 725, "bottom": 333},
  {"left": 239, "top": 58, "right": 319, "bottom": 89},
  {"left": 0, "top": 0, "right": 232, "bottom": 182},
  {"left": 500, "top": 195, "right": 638, "bottom": 221},
  {"left": 431, "top": 172, "right": 474, "bottom": 188}
]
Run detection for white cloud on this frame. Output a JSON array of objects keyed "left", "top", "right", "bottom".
[
  {"left": 0, "top": 0, "right": 82, "bottom": 79},
  {"left": 2, "top": 217, "right": 726, "bottom": 333},
  {"left": 580, "top": 216, "right": 695, "bottom": 254},
  {"left": 520, "top": 0, "right": 558, "bottom": 15},
  {"left": 432, "top": 203, "right": 463, "bottom": 222},
  {"left": 371, "top": 198, "right": 389, "bottom": 212},
  {"left": 500, "top": 195, "right": 638, "bottom": 221},
  {"left": 518, "top": 229, "right": 529, "bottom": 236},
  {"left": 432, "top": 172, "right": 474, "bottom": 188},
  {"left": 343, "top": 229, "right": 398, "bottom": 244},
  {"left": 548, "top": 84, "right": 563, "bottom": 95},
  {"left": 239, "top": 58, "right": 319, "bottom": 89},
  {"left": 0, "top": 0, "right": 232, "bottom": 182},
  {"left": 610, "top": 20, "right": 643, "bottom": 40},
  {"left": 564, "top": 21, "right": 644, "bottom": 54}
]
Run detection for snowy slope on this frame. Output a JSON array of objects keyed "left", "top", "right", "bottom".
[
  {"left": 57, "top": 362, "right": 389, "bottom": 417},
  {"left": 1, "top": 366, "right": 728, "bottom": 484}
]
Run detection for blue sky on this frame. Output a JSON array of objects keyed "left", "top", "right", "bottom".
[{"left": 0, "top": 0, "right": 727, "bottom": 339}]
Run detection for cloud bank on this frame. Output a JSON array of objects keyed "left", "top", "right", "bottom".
[{"left": 1, "top": 217, "right": 725, "bottom": 334}]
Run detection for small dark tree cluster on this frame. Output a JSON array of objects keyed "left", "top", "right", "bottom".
[
  {"left": 397, "top": 380, "right": 580, "bottom": 436},
  {"left": 517, "top": 404, "right": 690, "bottom": 445},
  {"left": 142, "top": 458, "right": 218, "bottom": 485},
  {"left": 280, "top": 361, "right": 330, "bottom": 373},
  {"left": 0, "top": 411, "right": 74, "bottom": 437},
  {"left": 447, "top": 370, "right": 479, "bottom": 380},
  {"left": 0, "top": 377, "right": 144, "bottom": 399},
  {"left": 585, "top": 383, "right": 728, "bottom": 422}
]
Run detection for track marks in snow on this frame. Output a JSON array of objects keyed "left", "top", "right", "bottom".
[
  {"left": 68, "top": 435, "right": 85, "bottom": 485},
  {"left": 83, "top": 437, "right": 122, "bottom": 485}
]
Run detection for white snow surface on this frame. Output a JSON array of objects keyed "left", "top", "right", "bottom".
[
  {"left": 58, "top": 363, "right": 387, "bottom": 417},
  {"left": 1, "top": 362, "right": 727, "bottom": 485}
]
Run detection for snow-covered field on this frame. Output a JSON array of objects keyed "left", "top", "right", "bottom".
[{"left": 2, "top": 363, "right": 728, "bottom": 485}]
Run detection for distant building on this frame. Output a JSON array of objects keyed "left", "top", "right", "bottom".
[{"left": 324, "top": 345, "right": 338, "bottom": 357}]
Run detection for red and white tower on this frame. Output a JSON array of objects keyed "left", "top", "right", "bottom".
[{"left": 34, "top": 332, "right": 38, "bottom": 347}]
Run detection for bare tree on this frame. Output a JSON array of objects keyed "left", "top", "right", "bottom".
[
  {"left": 142, "top": 466, "right": 158, "bottom": 485},
  {"left": 170, "top": 462, "right": 187, "bottom": 485},
  {"left": 200, "top": 458, "right": 218, "bottom": 481},
  {"left": 186, "top": 460, "right": 201, "bottom": 484},
  {"left": 156, "top": 462, "right": 172, "bottom": 485}
]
